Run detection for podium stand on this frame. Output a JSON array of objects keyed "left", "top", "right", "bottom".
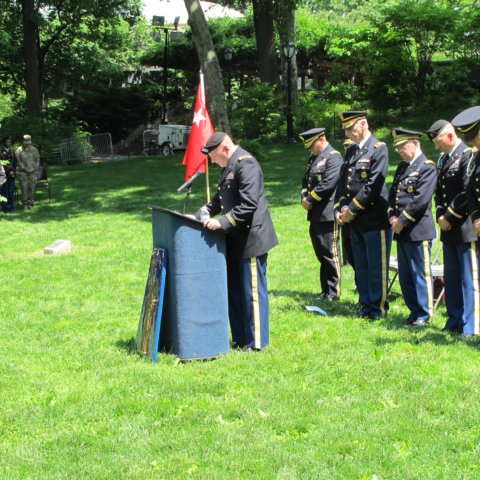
[{"left": 151, "top": 207, "right": 230, "bottom": 360}]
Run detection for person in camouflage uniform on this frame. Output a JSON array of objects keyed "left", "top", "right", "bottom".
[{"left": 15, "top": 134, "right": 40, "bottom": 210}]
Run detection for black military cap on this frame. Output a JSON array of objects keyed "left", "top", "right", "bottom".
[
  {"left": 391, "top": 128, "right": 423, "bottom": 147},
  {"left": 299, "top": 128, "right": 325, "bottom": 148},
  {"left": 452, "top": 106, "right": 480, "bottom": 142},
  {"left": 426, "top": 120, "right": 450, "bottom": 141},
  {"left": 200, "top": 132, "right": 227, "bottom": 154},
  {"left": 338, "top": 111, "right": 367, "bottom": 129}
]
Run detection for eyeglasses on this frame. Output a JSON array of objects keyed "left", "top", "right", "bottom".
[{"left": 395, "top": 142, "right": 412, "bottom": 152}]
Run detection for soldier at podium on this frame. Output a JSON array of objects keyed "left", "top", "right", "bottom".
[{"left": 198, "top": 132, "right": 278, "bottom": 351}]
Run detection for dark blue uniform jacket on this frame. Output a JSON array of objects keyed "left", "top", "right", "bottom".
[
  {"left": 467, "top": 150, "right": 480, "bottom": 226},
  {"left": 388, "top": 153, "right": 437, "bottom": 241},
  {"left": 435, "top": 141, "right": 476, "bottom": 245},
  {"left": 206, "top": 147, "right": 278, "bottom": 260},
  {"left": 334, "top": 134, "right": 390, "bottom": 232},
  {"left": 302, "top": 143, "right": 343, "bottom": 222}
]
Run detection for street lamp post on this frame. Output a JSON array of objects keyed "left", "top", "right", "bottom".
[
  {"left": 224, "top": 47, "right": 233, "bottom": 99},
  {"left": 153, "top": 15, "right": 180, "bottom": 124},
  {"left": 282, "top": 41, "right": 296, "bottom": 143}
]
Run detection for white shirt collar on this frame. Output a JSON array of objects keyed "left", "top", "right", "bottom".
[
  {"left": 358, "top": 131, "right": 372, "bottom": 149},
  {"left": 448, "top": 139, "right": 462, "bottom": 156},
  {"left": 409, "top": 150, "right": 423, "bottom": 167}
]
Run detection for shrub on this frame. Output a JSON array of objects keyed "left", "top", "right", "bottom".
[
  {"left": 229, "top": 81, "right": 284, "bottom": 142},
  {"left": 295, "top": 91, "right": 356, "bottom": 140},
  {"left": 0, "top": 116, "right": 89, "bottom": 163}
]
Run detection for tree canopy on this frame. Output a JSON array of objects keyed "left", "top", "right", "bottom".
[{"left": 1, "top": 0, "right": 480, "bottom": 145}]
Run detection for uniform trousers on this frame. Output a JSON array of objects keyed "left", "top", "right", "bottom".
[
  {"left": 397, "top": 240, "right": 433, "bottom": 323},
  {"left": 443, "top": 241, "right": 480, "bottom": 335},
  {"left": 226, "top": 254, "right": 269, "bottom": 349},
  {"left": 18, "top": 172, "right": 37, "bottom": 205},
  {"left": 309, "top": 221, "right": 341, "bottom": 297},
  {"left": 351, "top": 228, "right": 391, "bottom": 317}
]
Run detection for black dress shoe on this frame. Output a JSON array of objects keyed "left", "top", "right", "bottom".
[
  {"left": 441, "top": 327, "right": 457, "bottom": 333},
  {"left": 403, "top": 317, "right": 415, "bottom": 325}
]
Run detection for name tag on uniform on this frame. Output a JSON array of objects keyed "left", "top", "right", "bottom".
[
  {"left": 407, "top": 171, "right": 419, "bottom": 177},
  {"left": 226, "top": 172, "right": 235, "bottom": 180},
  {"left": 317, "top": 159, "right": 326, "bottom": 167},
  {"left": 357, "top": 158, "right": 371, "bottom": 164}
]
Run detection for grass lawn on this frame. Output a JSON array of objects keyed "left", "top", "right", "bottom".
[{"left": 1, "top": 138, "right": 480, "bottom": 480}]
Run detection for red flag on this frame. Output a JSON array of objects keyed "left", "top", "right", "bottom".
[{"left": 182, "top": 73, "right": 215, "bottom": 180}]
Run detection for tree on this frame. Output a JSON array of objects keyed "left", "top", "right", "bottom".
[
  {"left": 0, "top": 0, "right": 141, "bottom": 118},
  {"left": 21, "top": 0, "right": 41, "bottom": 117},
  {"left": 184, "top": 0, "right": 230, "bottom": 133},
  {"left": 252, "top": 0, "right": 279, "bottom": 85},
  {"left": 377, "top": 0, "right": 456, "bottom": 105}
]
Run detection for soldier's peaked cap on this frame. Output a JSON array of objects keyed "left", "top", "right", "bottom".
[
  {"left": 391, "top": 128, "right": 423, "bottom": 147},
  {"left": 426, "top": 120, "right": 450, "bottom": 141},
  {"left": 451, "top": 106, "right": 480, "bottom": 141},
  {"left": 338, "top": 111, "right": 367, "bottom": 129},
  {"left": 299, "top": 128, "right": 325, "bottom": 148},
  {"left": 200, "top": 132, "right": 227, "bottom": 154}
]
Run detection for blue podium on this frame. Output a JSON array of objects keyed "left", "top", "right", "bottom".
[{"left": 151, "top": 207, "right": 230, "bottom": 360}]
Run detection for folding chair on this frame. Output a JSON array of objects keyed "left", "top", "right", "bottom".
[
  {"left": 430, "top": 237, "right": 445, "bottom": 309},
  {"left": 387, "top": 229, "right": 444, "bottom": 310},
  {"left": 35, "top": 164, "right": 51, "bottom": 202}
]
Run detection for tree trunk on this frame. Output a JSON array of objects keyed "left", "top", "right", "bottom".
[
  {"left": 184, "top": 0, "right": 230, "bottom": 133},
  {"left": 252, "top": 0, "right": 279, "bottom": 85},
  {"left": 21, "top": 0, "right": 41, "bottom": 117}
]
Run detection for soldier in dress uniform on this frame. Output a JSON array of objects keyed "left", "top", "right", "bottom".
[
  {"left": 388, "top": 128, "right": 437, "bottom": 327},
  {"left": 15, "top": 134, "right": 40, "bottom": 210},
  {"left": 334, "top": 111, "right": 391, "bottom": 320},
  {"left": 426, "top": 120, "right": 479, "bottom": 335},
  {"left": 451, "top": 106, "right": 480, "bottom": 336},
  {"left": 198, "top": 132, "right": 278, "bottom": 350},
  {"left": 0, "top": 162, "right": 6, "bottom": 190},
  {"left": 340, "top": 138, "right": 357, "bottom": 290},
  {"left": 1, "top": 136, "right": 17, "bottom": 212},
  {"left": 299, "top": 128, "right": 343, "bottom": 301}
]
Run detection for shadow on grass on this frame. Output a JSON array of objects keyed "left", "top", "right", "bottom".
[
  {"left": 270, "top": 288, "right": 362, "bottom": 318},
  {"left": 6, "top": 141, "right": 407, "bottom": 226},
  {"left": 116, "top": 337, "right": 137, "bottom": 355},
  {"left": 8, "top": 155, "right": 204, "bottom": 225},
  {"left": 374, "top": 319, "right": 480, "bottom": 350}
]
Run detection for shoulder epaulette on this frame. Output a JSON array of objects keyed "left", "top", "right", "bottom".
[
  {"left": 425, "top": 160, "right": 435, "bottom": 165},
  {"left": 374, "top": 142, "right": 386, "bottom": 148},
  {"left": 330, "top": 150, "right": 340, "bottom": 155},
  {"left": 237, "top": 154, "right": 253, "bottom": 161}
]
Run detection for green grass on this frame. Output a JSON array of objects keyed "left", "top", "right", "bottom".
[{"left": 1, "top": 144, "right": 480, "bottom": 480}]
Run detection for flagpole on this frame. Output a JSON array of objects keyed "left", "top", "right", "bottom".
[
  {"left": 205, "top": 156, "right": 210, "bottom": 203},
  {"left": 200, "top": 71, "right": 211, "bottom": 202}
]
